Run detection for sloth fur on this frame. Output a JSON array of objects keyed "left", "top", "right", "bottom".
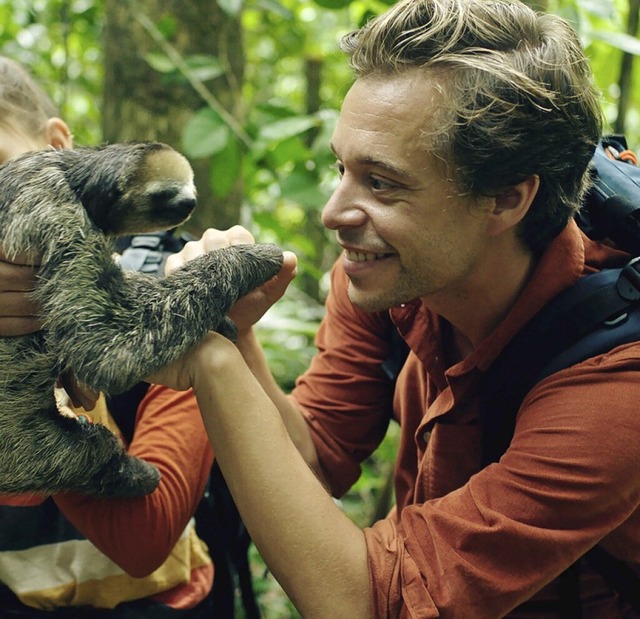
[{"left": 0, "top": 142, "right": 283, "bottom": 497}]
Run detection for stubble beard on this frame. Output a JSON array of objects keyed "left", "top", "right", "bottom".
[{"left": 347, "top": 271, "right": 427, "bottom": 314}]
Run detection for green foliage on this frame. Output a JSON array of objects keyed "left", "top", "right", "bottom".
[
  {"left": 549, "top": 0, "right": 640, "bottom": 143},
  {"left": 0, "top": 0, "right": 104, "bottom": 146}
]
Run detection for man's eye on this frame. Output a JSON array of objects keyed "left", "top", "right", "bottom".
[
  {"left": 331, "top": 162, "right": 345, "bottom": 177},
  {"left": 370, "top": 176, "right": 395, "bottom": 190}
]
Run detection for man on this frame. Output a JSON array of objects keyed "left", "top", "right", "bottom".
[
  {"left": 152, "top": 0, "right": 640, "bottom": 616},
  {"left": 5, "top": 0, "right": 640, "bottom": 616}
]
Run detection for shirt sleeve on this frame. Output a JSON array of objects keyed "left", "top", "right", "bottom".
[
  {"left": 364, "top": 343, "right": 640, "bottom": 618},
  {"left": 290, "top": 260, "right": 397, "bottom": 497},
  {"left": 53, "top": 384, "right": 214, "bottom": 577}
]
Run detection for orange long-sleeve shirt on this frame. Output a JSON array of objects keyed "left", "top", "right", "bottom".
[
  {"left": 292, "top": 221, "right": 640, "bottom": 618},
  {"left": 0, "top": 384, "right": 214, "bottom": 610}
]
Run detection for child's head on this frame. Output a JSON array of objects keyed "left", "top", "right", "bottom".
[{"left": 0, "top": 56, "right": 72, "bottom": 163}]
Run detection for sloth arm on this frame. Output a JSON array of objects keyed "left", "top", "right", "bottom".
[{"left": 53, "top": 384, "right": 213, "bottom": 577}]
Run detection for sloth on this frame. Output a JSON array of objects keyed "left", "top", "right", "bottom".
[{"left": 0, "top": 142, "right": 283, "bottom": 497}]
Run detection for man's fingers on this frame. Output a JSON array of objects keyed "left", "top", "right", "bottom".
[
  {"left": 225, "top": 225, "right": 255, "bottom": 246},
  {"left": 263, "top": 251, "right": 298, "bottom": 301}
]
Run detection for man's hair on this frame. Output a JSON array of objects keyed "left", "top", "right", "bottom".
[
  {"left": 0, "top": 56, "right": 58, "bottom": 139},
  {"left": 340, "top": 0, "right": 604, "bottom": 253}
]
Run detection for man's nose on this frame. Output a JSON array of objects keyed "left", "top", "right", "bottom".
[{"left": 321, "top": 180, "right": 367, "bottom": 230}]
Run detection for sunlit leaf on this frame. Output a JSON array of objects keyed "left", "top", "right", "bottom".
[
  {"left": 259, "top": 116, "right": 319, "bottom": 141},
  {"left": 185, "top": 54, "right": 225, "bottom": 81},
  {"left": 182, "top": 109, "right": 230, "bottom": 158},
  {"left": 144, "top": 52, "right": 175, "bottom": 73},
  {"left": 210, "top": 136, "right": 242, "bottom": 198},
  {"left": 263, "top": 136, "right": 310, "bottom": 167},
  {"left": 592, "top": 30, "right": 640, "bottom": 56},
  {"left": 217, "top": 0, "right": 242, "bottom": 16}
]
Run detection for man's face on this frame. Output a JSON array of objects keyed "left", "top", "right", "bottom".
[{"left": 322, "top": 70, "right": 493, "bottom": 313}]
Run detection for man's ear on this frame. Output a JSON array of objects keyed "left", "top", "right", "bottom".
[
  {"left": 486, "top": 174, "right": 540, "bottom": 236},
  {"left": 45, "top": 118, "right": 73, "bottom": 150}
]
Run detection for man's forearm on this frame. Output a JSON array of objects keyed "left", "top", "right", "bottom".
[
  {"left": 235, "top": 327, "right": 323, "bottom": 474},
  {"left": 190, "top": 336, "right": 371, "bottom": 619}
]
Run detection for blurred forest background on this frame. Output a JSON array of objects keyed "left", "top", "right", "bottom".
[{"left": 1, "top": 0, "right": 639, "bottom": 616}]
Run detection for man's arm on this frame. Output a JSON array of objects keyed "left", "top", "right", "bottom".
[
  {"left": 165, "top": 227, "right": 322, "bottom": 473},
  {"left": 150, "top": 332, "right": 372, "bottom": 619},
  {"left": 234, "top": 327, "right": 324, "bottom": 477}
]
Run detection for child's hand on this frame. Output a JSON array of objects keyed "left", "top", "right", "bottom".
[{"left": 0, "top": 249, "right": 42, "bottom": 336}]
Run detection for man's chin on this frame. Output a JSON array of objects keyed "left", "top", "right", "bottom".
[{"left": 347, "top": 284, "right": 395, "bottom": 314}]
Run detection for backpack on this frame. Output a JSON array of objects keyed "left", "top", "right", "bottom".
[
  {"left": 108, "top": 231, "right": 260, "bottom": 619},
  {"left": 384, "top": 135, "right": 640, "bottom": 616}
]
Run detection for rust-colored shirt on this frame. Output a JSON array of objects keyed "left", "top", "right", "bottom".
[{"left": 292, "top": 221, "right": 640, "bottom": 618}]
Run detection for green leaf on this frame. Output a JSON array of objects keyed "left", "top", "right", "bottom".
[
  {"left": 156, "top": 15, "right": 177, "bottom": 38},
  {"left": 144, "top": 52, "right": 176, "bottom": 74},
  {"left": 279, "top": 169, "right": 327, "bottom": 208},
  {"left": 182, "top": 109, "right": 230, "bottom": 159},
  {"left": 592, "top": 31, "right": 640, "bottom": 56},
  {"left": 311, "top": 0, "right": 352, "bottom": 9},
  {"left": 217, "top": 0, "right": 243, "bottom": 17},
  {"left": 263, "top": 136, "right": 310, "bottom": 168},
  {"left": 210, "top": 137, "right": 242, "bottom": 199},
  {"left": 259, "top": 116, "right": 319, "bottom": 142},
  {"left": 185, "top": 54, "right": 225, "bottom": 82}
]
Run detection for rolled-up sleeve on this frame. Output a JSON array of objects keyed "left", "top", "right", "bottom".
[
  {"left": 291, "top": 261, "right": 396, "bottom": 497},
  {"left": 366, "top": 518, "right": 438, "bottom": 619}
]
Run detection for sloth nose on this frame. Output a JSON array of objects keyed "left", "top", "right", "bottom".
[{"left": 152, "top": 184, "right": 197, "bottom": 217}]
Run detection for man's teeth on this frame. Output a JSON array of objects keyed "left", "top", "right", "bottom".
[{"left": 346, "top": 251, "right": 388, "bottom": 262}]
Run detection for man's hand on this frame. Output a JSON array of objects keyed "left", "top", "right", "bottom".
[
  {"left": 165, "top": 226, "right": 297, "bottom": 335},
  {"left": 0, "top": 249, "right": 41, "bottom": 336},
  {"left": 145, "top": 331, "right": 247, "bottom": 396}
]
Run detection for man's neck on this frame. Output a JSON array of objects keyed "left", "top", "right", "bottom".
[{"left": 425, "top": 236, "right": 536, "bottom": 358}]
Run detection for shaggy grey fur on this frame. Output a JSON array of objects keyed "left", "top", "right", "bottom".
[{"left": 0, "top": 142, "right": 283, "bottom": 497}]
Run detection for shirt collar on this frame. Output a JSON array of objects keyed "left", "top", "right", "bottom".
[{"left": 389, "top": 219, "right": 624, "bottom": 377}]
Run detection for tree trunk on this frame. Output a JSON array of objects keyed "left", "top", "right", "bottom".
[
  {"left": 614, "top": 0, "right": 640, "bottom": 134},
  {"left": 299, "top": 57, "right": 327, "bottom": 301},
  {"left": 102, "top": 0, "right": 245, "bottom": 234}
]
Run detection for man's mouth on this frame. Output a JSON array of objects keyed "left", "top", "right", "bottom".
[{"left": 345, "top": 250, "right": 391, "bottom": 262}]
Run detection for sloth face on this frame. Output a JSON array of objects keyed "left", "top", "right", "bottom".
[{"left": 103, "top": 144, "right": 198, "bottom": 235}]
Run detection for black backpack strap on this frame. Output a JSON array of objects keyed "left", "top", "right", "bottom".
[
  {"left": 381, "top": 326, "right": 410, "bottom": 382},
  {"left": 195, "top": 463, "right": 260, "bottom": 619},
  {"left": 479, "top": 260, "right": 640, "bottom": 613},
  {"left": 117, "top": 230, "right": 189, "bottom": 277},
  {"left": 584, "top": 135, "right": 640, "bottom": 256},
  {"left": 480, "top": 259, "right": 640, "bottom": 466},
  {"left": 106, "top": 381, "right": 151, "bottom": 444},
  {"left": 585, "top": 545, "right": 640, "bottom": 611}
]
